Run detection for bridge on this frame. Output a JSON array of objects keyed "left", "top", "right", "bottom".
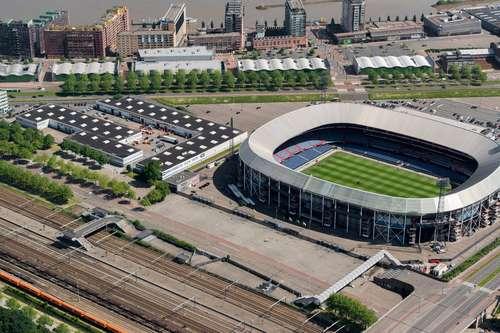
[
  {"left": 295, "top": 250, "right": 403, "bottom": 306},
  {"left": 61, "top": 215, "right": 128, "bottom": 250}
]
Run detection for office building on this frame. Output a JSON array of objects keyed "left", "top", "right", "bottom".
[
  {"left": 100, "top": 6, "right": 130, "bottom": 53},
  {"left": 0, "top": 10, "right": 68, "bottom": 58},
  {"left": 342, "top": 0, "right": 366, "bottom": 32},
  {"left": 44, "top": 26, "right": 105, "bottom": 59},
  {"left": 0, "top": 90, "right": 9, "bottom": 114},
  {"left": 424, "top": 12, "right": 482, "bottom": 36},
  {"left": 0, "top": 21, "right": 33, "bottom": 58},
  {"left": 224, "top": 0, "right": 244, "bottom": 33},
  {"left": 117, "top": 4, "right": 186, "bottom": 57},
  {"left": 252, "top": 34, "right": 307, "bottom": 50},
  {"left": 284, "top": 0, "right": 306, "bottom": 37}
]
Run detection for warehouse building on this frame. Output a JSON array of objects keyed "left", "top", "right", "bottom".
[
  {"left": 0, "top": 63, "right": 38, "bottom": 82},
  {"left": 48, "top": 62, "right": 116, "bottom": 80},
  {"left": 353, "top": 55, "right": 432, "bottom": 73},
  {"left": 424, "top": 12, "right": 482, "bottom": 36},
  {"left": 96, "top": 97, "right": 248, "bottom": 179},
  {"left": 16, "top": 105, "right": 143, "bottom": 167},
  {"left": 237, "top": 57, "right": 327, "bottom": 71},
  {"left": 466, "top": 6, "right": 500, "bottom": 35},
  {"left": 138, "top": 46, "right": 215, "bottom": 62}
]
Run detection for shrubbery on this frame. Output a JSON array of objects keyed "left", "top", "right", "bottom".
[
  {"left": 141, "top": 181, "right": 170, "bottom": 206},
  {"left": 0, "top": 121, "right": 54, "bottom": 160},
  {"left": 326, "top": 293, "right": 378, "bottom": 331},
  {"left": 60, "top": 139, "right": 110, "bottom": 165},
  {"left": 152, "top": 230, "right": 196, "bottom": 252},
  {"left": 441, "top": 238, "right": 499, "bottom": 281},
  {"left": 0, "top": 160, "right": 72, "bottom": 204}
]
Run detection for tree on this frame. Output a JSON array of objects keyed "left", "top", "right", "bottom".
[
  {"left": 460, "top": 65, "right": 472, "bottom": 80},
  {"left": 37, "top": 314, "right": 54, "bottom": 328},
  {"left": 114, "top": 76, "right": 125, "bottom": 93},
  {"left": 326, "top": 293, "right": 377, "bottom": 331},
  {"left": 368, "top": 70, "right": 379, "bottom": 84},
  {"left": 54, "top": 323, "right": 71, "bottom": 333},
  {"left": 284, "top": 71, "right": 296, "bottom": 88},
  {"left": 75, "top": 74, "right": 88, "bottom": 94},
  {"left": 175, "top": 69, "right": 187, "bottom": 90},
  {"left": 478, "top": 70, "right": 487, "bottom": 82},
  {"left": 20, "top": 306, "right": 36, "bottom": 321},
  {"left": 187, "top": 70, "right": 199, "bottom": 91},
  {"left": 274, "top": 18, "right": 278, "bottom": 27},
  {"left": 449, "top": 64, "right": 461, "bottom": 80},
  {"left": 0, "top": 307, "right": 39, "bottom": 333},
  {"left": 211, "top": 70, "right": 223, "bottom": 91},
  {"left": 139, "top": 74, "right": 150, "bottom": 92},
  {"left": 162, "top": 70, "right": 174, "bottom": 90},
  {"left": 127, "top": 71, "right": 138, "bottom": 91},
  {"left": 413, "top": 14, "right": 417, "bottom": 22},
  {"left": 387, "top": 15, "right": 391, "bottom": 21},
  {"left": 62, "top": 74, "right": 76, "bottom": 95},
  {"left": 297, "top": 71, "right": 308, "bottom": 87},
  {"left": 6, "top": 298, "right": 21, "bottom": 310},
  {"left": 270, "top": 71, "right": 284, "bottom": 90},
  {"left": 150, "top": 70, "right": 162, "bottom": 91},
  {"left": 42, "top": 134, "right": 54, "bottom": 149},
  {"left": 89, "top": 73, "right": 101, "bottom": 92},
  {"left": 142, "top": 160, "right": 162, "bottom": 185},
  {"left": 199, "top": 70, "right": 211, "bottom": 90},
  {"left": 223, "top": 71, "right": 236, "bottom": 91}
]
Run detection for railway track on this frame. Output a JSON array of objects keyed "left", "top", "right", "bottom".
[
  {"left": 0, "top": 218, "right": 244, "bottom": 333},
  {"left": 0, "top": 186, "right": 323, "bottom": 332}
]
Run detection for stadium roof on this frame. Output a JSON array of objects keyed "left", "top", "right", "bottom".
[
  {"left": 50, "top": 62, "right": 116, "bottom": 76},
  {"left": 134, "top": 60, "right": 222, "bottom": 74},
  {"left": 354, "top": 55, "right": 431, "bottom": 71},
  {"left": 239, "top": 103, "right": 500, "bottom": 215},
  {"left": 0, "top": 63, "right": 38, "bottom": 77},
  {"left": 237, "top": 58, "right": 327, "bottom": 71}
]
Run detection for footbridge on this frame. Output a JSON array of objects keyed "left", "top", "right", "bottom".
[
  {"left": 61, "top": 215, "right": 128, "bottom": 250},
  {"left": 295, "top": 250, "right": 403, "bottom": 306}
]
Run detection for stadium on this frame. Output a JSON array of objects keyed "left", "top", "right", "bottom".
[{"left": 238, "top": 103, "right": 500, "bottom": 245}]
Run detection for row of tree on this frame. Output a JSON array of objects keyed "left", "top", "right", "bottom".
[
  {"left": 140, "top": 181, "right": 170, "bottom": 206},
  {"left": 33, "top": 154, "right": 135, "bottom": 199},
  {"left": 0, "top": 120, "right": 54, "bottom": 159},
  {"left": 326, "top": 293, "right": 378, "bottom": 331},
  {"left": 365, "top": 64, "right": 487, "bottom": 84},
  {"left": 61, "top": 68, "right": 331, "bottom": 95},
  {"left": 0, "top": 160, "right": 72, "bottom": 204},
  {"left": 60, "top": 139, "right": 110, "bottom": 165}
]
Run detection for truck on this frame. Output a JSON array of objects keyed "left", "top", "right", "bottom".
[
  {"left": 159, "top": 136, "right": 178, "bottom": 144},
  {"left": 431, "top": 263, "right": 449, "bottom": 277}
]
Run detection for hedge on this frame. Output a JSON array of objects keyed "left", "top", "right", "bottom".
[
  {"left": 441, "top": 238, "right": 499, "bottom": 281},
  {"left": 152, "top": 230, "right": 196, "bottom": 252}
]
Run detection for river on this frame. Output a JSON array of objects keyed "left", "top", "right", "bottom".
[{"left": 0, "top": 0, "right": 437, "bottom": 25}]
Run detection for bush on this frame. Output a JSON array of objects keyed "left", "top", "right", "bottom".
[
  {"left": 141, "top": 181, "right": 170, "bottom": 206},
  {"left": 152, "top": 230, "right": 196, "bottom": 252},
  {"left": 0, "top": 161, "right": 72, "bottom": 204}
]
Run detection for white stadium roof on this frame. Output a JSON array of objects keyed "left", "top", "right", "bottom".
[
  {"left": 355, "top": 55, "right": 431, "bottom": 71},
  {"left": 50, "top": 62, "right": 116, "bottom": 76},
  {"left": 238, "top": 58, "right": 327, "bottom": 72},
  {"left": 239, "top": 103, "right": 499, "bottom": 216},
  {"left": 0, "top": 63, "right": 38, "bottom": 77}
]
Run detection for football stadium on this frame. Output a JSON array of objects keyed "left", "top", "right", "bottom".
[{"left": 238, "top": 103, "right": 500, "bottom": 245}]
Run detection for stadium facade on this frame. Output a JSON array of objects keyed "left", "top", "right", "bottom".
[{"left": 238, "top": 103, "right": 499, "bottom": 245}]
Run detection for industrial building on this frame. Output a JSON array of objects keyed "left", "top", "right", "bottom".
[
  {"left": 284, "top": 0, "right": 306, "bottom": 37},
  {"left": 117, "top": 4, "right": 187, "bottom": 57},
  {"left": 440, "top": 48, "right": 494, "bottom": 71},
  {"left": 224, "top": 0, "right": 244, "bottom": 33},
  {"left": 0, "top": 90, "right": 9, "bottom": 114},
  {"left": 341, "top": 0, "right": 366, "bottom": 32},
  {"left": 188, "top": 31, "right": 245, "bottom": 52},
  {"left": 237, "top": 58, "right": 327, "bottom": 72},
  {"left": 48, "top": 62, "right": 116, "bottom": 78},
  {"left": 96, "top": 97, "right": 248, "bottom": 179},
  {"left": 16, "top": 105, "right": 143, "bottom": 167},
  {"left": 238, "top": 103, "right": 499, "bottom": 245},
  {"left": 367, "top": 21, "right": 424, "bottom": 41},
  {"left": 353, "top": 55, "right": 432, "bottom": 73},
  {"left": 138, "top": 46, "right": 215, "bottom": 62},
  {"left": 424, "top": 12, "right": 482, "bottom": 36},
  {"left": 466, "top": 5, "right": 500, "bottom": 35}
]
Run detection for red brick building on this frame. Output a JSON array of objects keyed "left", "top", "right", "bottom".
[{"left": 252, "top": 35, "right": 307, "bottom": 51}]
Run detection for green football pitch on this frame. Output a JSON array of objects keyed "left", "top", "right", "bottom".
[{"left": 302, "top": 151, "right": 445, "bottom": 198}]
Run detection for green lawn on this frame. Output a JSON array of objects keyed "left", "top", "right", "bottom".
[
  {"left": 156, "top": 93, "right": 339, "bottom": 105},
  {"left": 368, "top": 87, "right": 500, "bottom": 100},
  {"left": 302, "top": 151, "right": 444, "bottom": 198}
]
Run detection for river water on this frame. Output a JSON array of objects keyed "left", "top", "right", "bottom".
[{"left": 0, "top": 0, "right": 437, "bottom": 25}]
